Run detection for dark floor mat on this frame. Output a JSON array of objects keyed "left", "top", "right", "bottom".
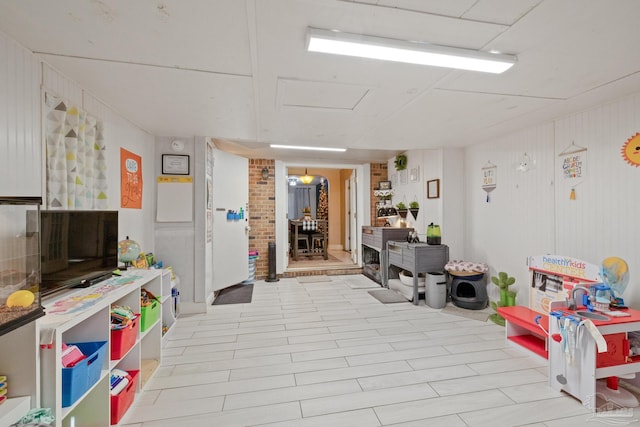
[{"left": 212, "top": 284, "right": 253, "bottom": 305}]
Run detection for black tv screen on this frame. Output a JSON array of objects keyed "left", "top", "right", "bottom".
[{"left": 37, "top": 210, "right": 119, "bottom": 297}]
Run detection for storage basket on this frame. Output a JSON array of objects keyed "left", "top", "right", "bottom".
[
  {"left": 398, "top": 270, "right": 426, "bottom": 286},
  {"left": 111, "top": 315, "right": 139, "bottom": 360},
  {"left": 140, "top": 299, "right": 159, "bottom": 332},
  {"left": 61, "top": 341, "right": 107, "bottom": 407},
  {"left": 110, "top": 370, "right": 139, "bottom": 425}
]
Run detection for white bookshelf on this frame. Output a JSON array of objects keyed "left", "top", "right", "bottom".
[{"left": 38, "top": 269, "right": 163, "bottom": 427}]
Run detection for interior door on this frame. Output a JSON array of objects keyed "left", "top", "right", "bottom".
[
  {"left": 212, "top": 148, "right": 249, "bottom": 291},
  {"left": 349, "top": 170, "right": 358, "bottom": 264}
]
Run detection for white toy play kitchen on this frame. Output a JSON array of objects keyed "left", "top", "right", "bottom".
[{"left": 500, "top": 255, "right": 640, "bottom": 411}]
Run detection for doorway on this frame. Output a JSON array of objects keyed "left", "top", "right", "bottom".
[{"left": 284, "top": 166, "right": 359, "bottom": 273}]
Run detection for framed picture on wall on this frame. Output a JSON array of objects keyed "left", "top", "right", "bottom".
[
  {"left": 378, "top": 180, "right": 391, "bottom": 190},
  {"left": 162, "top": 154, "right": 190, "bottom": 175},
  {"left": 427, "top": 179, "right": 440, "bottom": 199},
  {"left": 409, "top": 166, "right": 419, "bottom": 183}
]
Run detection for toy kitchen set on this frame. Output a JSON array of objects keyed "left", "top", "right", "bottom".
[{"left": 499, "top": 255, "right": 640, "bottom": 412}]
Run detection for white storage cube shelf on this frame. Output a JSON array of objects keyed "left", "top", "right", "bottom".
[{"left": 37, "top": 269, "right": 169, "bottom": 427}]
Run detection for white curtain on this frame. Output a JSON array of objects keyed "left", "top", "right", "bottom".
[{"left": 44, "top": 92, "right": 108, "bottom": 209}]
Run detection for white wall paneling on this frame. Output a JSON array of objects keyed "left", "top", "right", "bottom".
[
  {"left": 554, "top": 92, "right": 640, "bottom": 307},
  {"left": 441, "top": 148, "right": 465, "bottom": 261},
  {"left": 0, "top": 31, "right": 42, "bottom": 196},
  {"left": 465, "top": 124, "right": 556, "bottom": 305}
]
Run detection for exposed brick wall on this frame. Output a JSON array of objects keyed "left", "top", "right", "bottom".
[
  {"left": 248, "top": 159, "right": 275, "bottom": 280},
  {"left": 369, "top": 163, "right": 388, "bottom": 226}
]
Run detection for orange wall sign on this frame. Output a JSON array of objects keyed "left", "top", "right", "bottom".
[{"left": 120, "top": 148, "right": 143, "bottom": 209}]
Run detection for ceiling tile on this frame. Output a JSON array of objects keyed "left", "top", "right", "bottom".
[{"left": 277, "top": 78, "right": 370, "bottom": 110}]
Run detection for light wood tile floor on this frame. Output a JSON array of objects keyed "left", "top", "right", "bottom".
[{"left": 121, "top": 275, "right": 603, "bottom": 426}]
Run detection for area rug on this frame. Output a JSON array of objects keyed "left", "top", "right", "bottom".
[
  {"left": 297, "top": 275, "right": 332, "bottom": 283},
  {"left": 368, "top": 289, "right": 409, "bottom": 304},
  {"left": 212, "top": 283, "right": 253, "bottom": 305},
  {"left": 441, "top": 304, "right": 490, "bottom": 322},
  {"left": 345, "top": 276, "right": 380, "bottom": 289}
]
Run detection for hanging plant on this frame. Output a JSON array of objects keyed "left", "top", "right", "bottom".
[
  {"left": 409, "top": 200, "right": 419, "bottom": 220},
  {"left": 394, "top": 154, "right": 407, "bottom": 171}
]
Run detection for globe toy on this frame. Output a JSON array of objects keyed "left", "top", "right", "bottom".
[
  {"left": 117, "top": 236, "right": 142, "bottom": 270},
  {"left": 601, "top": 256, "right": 629, "bottom": 301}
]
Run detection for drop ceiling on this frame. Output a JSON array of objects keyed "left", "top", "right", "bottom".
[{"left": 1, "top": 0, "right": 639, "bottom": 164}]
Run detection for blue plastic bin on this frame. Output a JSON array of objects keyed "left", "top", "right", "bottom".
[{"left": 62, "top": 341, "right": 107, "bottom": 407}]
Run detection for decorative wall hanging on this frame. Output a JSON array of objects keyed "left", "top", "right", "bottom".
[
  {"left": 389, "top": 173, "right": 397, "bottom": 188},
  {"left": 44, "top": 92, "right": 107, "bottom": 209},
  {"left": 481, "top": 161, "right": 497, "bottom": 202},
  {"left": 409, "top": 166, "right": 420, "bottom": 182},
  {"left": 394, "top": 154, "right": 407, "bottom": 171},
  {"left": 514, "top": 152, "right": 536, "bottom": 172},
  {"left": 398, "top": 169, "right": 408, "bottom": 185},
  {"left": 558, "top": 141, "right": 587, "bottom": 200},
  {"left": 120, "top": 148, "right": 143, "bottom": 209},
  {"left": 621, "top": 132, "right": 640, "bottom": 167}
]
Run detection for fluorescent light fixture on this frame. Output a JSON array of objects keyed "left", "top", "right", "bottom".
[
  {"left": 270, "top": 144, "right": 346, "bottom": 152},
  {"left": 306, "top": 27, "right": 516, "bottom": 74}
]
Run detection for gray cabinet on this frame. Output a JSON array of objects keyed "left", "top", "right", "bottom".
[
  {"left": 387, "top": 242, "right": 449, "bottom": 305},
  {"left": 361, "top": 227, "right": 413, "bottom": 285}
]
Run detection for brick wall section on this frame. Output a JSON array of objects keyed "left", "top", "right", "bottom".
[
  {"left": 369, "top": 163, "right": 388, "bottom": 226},
  {"left": 248, "top": 159, "right": 275, "bottom": 280}
]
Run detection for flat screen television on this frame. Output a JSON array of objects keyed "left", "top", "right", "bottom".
[{"left": 35, "top": 210, "right": 119, "bottom": 297}]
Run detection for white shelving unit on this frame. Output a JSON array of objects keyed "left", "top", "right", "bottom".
[
  {"left": 0, "top": 322, "right": 38, "bottom": 427},
  {"left": 38, "top": 269, "right": 163, "bottom": 427}
]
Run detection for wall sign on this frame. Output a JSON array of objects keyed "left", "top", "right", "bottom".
[
  {"left": 558, "top": 142, "right": 587, "bottom": 200},
  {"left": 481, "top": 161, "right": 497, "bottom": 202},
  {"left": 120, "top": 148, "right": 142, "bottom": 209}
]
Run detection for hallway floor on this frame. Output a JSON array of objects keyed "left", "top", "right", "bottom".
[{"left": 122, "top": 275, "right": 601, "bottom": 426}]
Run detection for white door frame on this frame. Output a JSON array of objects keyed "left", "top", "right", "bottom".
[
  {"left": 275, "top": 163, "right": 369, "bottom": 275},
  {"left": 344, "top": 178, "right": 350, "bottom": 251}
]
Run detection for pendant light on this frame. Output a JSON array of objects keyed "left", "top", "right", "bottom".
[{"left": 299, "top": 169, "right": 314, "bottom": 185}]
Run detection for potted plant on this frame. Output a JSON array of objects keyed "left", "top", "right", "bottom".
[
  {"left": 409, "top": 200, "right": 419, "bottom": 220},
  {"left": 394, "top": 154, "right": 407, "bottom": 171},
  {"left": 396, "top": 201, "right": 408, "bottom": 219},
  {"left": 488, "top": 271, "right": 517, "bottom": 326}
]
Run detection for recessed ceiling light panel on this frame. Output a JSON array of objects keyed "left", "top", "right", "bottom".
[{"left": 270, "top": 144, "right": 346, "bottom": 152}]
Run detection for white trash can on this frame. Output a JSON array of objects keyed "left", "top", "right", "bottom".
[{"left": 426, "top": 271, "right": 447, "bottom": 309}]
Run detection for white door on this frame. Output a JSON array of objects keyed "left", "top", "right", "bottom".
[
  {"left": 349, "top": 170, "right": 358, "bottom": 264},
  {"left": 212, "top": 148, "right": 249, "bottom": 291}
]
